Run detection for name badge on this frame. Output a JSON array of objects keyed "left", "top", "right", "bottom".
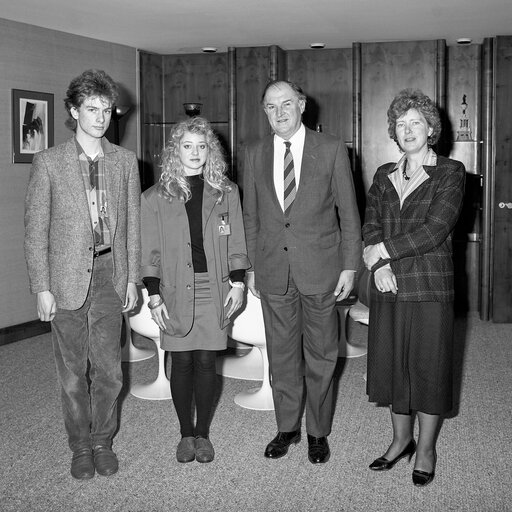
[{"left": 219, "top": 213, "right": 231, "bottom": 236}]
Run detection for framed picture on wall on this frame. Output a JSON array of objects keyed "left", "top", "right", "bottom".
[{"left": 12, "top": 89, "right": 54, "bottom": 163}]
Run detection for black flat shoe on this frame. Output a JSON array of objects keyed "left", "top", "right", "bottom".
[
  {"left": 369, "top": 439, "right": 416, "bottom": 471},
  {"left": 307, "top": 435, "right": 330, "bottom": 464},
  {"left": 264, "top": 430, "right": 301, "bottom": 459}
]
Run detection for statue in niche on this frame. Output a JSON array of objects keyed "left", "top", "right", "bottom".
[{"left": 456, "top": 94, "right": 472, "bottom": 141}]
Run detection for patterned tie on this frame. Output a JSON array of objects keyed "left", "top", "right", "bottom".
[
  {"left": 89, "top": 159, "right": 98, "bottom": 190},
  {"left": 283, "top": 141, "right": 296, "bottom": 215},
  {"left": 88, "top": 159, "right": 104, "bottom": 246}
]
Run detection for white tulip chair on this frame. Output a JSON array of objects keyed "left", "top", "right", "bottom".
[
  {"left": 126, "top": 287, "right": 171, "bottom": 400},
  {"left": 122, "top": 314, "right": 154, "bottom": 362},
  {"left": 228, "top": 291, "right": 274, "bottom": 411}
]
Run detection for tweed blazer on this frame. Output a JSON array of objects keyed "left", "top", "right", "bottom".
[
  {"left": 363, "top": 155, "right": 465, "bottom": 302},
  {"left": 242, "top": 127, "right": 362, "bottom": 295},
  {"left": 140, "top": 181, "right": 251, "bottom": 337},
  {"left": 24, "top": 137, "right": 141, "bottom": 310}
]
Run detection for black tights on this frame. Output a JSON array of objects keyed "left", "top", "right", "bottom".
[{"left": 170, "top": 350, "right": 217, "bottom": 439}]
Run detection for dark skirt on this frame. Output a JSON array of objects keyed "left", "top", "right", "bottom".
[
  {"left": 161, "top": 272, "right": 227, "bottom": 352},
  {"left": 366, "top": 300, "right": 454, "bottom": 415}
]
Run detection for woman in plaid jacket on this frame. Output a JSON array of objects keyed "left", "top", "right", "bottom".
[{"left": 362, "top": 89, "right": 465, "bottom": 487}]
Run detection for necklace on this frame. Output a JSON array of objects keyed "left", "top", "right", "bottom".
[
  {"left": 402, "top": 164, "right": 410, "bottom": 181},
  {"left": 402, "top": 158, "right": 423, "bottom": 181}
]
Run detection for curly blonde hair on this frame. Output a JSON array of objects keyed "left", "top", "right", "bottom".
[
  {"left": 158, "top": 117, "right": 231, "bottom": 202},
  {"left": 387, "top": 89, "right": 441, "bottom": 148}
]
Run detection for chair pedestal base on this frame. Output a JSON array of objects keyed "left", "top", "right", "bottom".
[
  {"left": 216, "top": 346, "right": 263, "bottom": 381},
  {"left": 337, "top": 305, "right": 368, "bottom": 358},
  {"left": 130, "top": 342, "right": 171, "bottom": 401},
  {"left": 122, "top": 338, "right": 154, "bottom": 362},
  {"left": 234, "top": 384, "right": 274, "bottom": 411},
  {"left": 122, "top": 314, "right": 154, "bottom": 362},
  {"left": 233, "top": 347, "right": 274, "bottom": 411},
  {"left": 347, "top": 300, "right": 370, "bottom": 381},
  {"left": 339, "top": 343, "right": 367, "bottom": 358}
]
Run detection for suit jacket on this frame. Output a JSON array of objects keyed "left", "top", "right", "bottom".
[
  {"left": 140, "top": 181, "right": 251, "bottom": 336},
  {"left": 24, "top": 137, "right": 141, "bottom": 310},
  {"left": 363, "top": 155, "right": 465, "bottom": 302},
  {"left": 242, "top": 128, "right": 362, "bottom": 295}
]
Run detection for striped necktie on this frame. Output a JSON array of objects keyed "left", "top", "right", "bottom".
[{"left": 283, "top": 141, "right": 296, "bottom": 215}]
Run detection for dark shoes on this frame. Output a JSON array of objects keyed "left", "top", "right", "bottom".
[
  {"left": 70, "top": 447, "right": 95, "bottom": 480},
  {"left": 264, "top": 430, "right": 301, "bottom": 459},
  {"left": 195, "top": 436, "right": 215, "bottom": 463},
  {"left": 412, "top": 468, "right": 435, "bottom": 487},
  {"left": 307, "top": 435, "right": 330, "bottom": 464},
  {"left": 412, "top": 451, "right": 436, "bottom": 487},
  {"left": 176, "top": 436, "right": 196, "bottom": 463},
  {"left": 369, "top": 439, "right": 416, "bottom": 471},
  {"left": 93, "top": 445, "right": 119, "bottom": 476},
  {"left": 176, "top": 436, "right": 215, "bottom": 463}
]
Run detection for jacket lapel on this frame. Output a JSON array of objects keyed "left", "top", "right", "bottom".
[
  {"left": 103, "top": 138, "right": 121, "bottom": 236},
  {"left": 287, "top": 129, "right": 318, "bottom": 215},
  {"left": 202, "top": 181, "right": 221, "bottom": 236},
  {"left": 296, "top": 129, "right": 318, "bottom": 191},
  {"left": 261, "top": 136, "right": 282, "bottom": 211},
  {"left": 400, "top": 165, "right": 434, "bottom": 214},
  {"left": 61, "top": 138, "right": 90, "bottom": 223}
]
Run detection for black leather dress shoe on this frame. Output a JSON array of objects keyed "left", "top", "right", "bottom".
[
  {"left": 412, "top": 451, "right": 436, "bottom": 487},
  {"left": 307, "top": 435, "right": 330, "bottom": 464},
  {"left": 412, "top": 468, "right": 435, "bottom": 487},
  {"left": 93, "top": 445, "right": 119, "bottom": 476},
  {"left": 264, "top": 430, "right": 301, "bottom": 459},
  {"left": 369, "top": 439, "right": 416, "bottom": 471},
  {"left": 70, "top": 447, "right": 95, "bottom": 480}
]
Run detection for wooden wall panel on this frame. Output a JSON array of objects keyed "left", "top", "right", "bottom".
[
  {"left": 480, "top": 38, "right": 494, "bottom": 320},
  {"left": 234, "top": 47, "right": 273, "bottom": 185},
  {"left": 141, "top": 124, "right": 164, "bottom": 190},
  {"left": 359, "top": 40, "right": 442, "bottom": 192},
  {"left": 235, "top": 47, "right": 272, "bottom": 150},
  {"left": 492, "top": 36, "right": 512, "bottom": 322},
  {"left": 139, "top": 51, "right": 163, "bottom": 189},
  {"left": 163, "top": 53, "right": 228, "bottom": 124},
  {"left": 140, "top": 51, "right": 163, "bottom": 124},
  {"left": 287, "top": 48, "right": 352, "bottom": 142}
]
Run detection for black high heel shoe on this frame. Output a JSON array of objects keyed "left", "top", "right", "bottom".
[
  {"left": 412, "top": 451, "right": 436, "bottom": 487},
  {"left": 369, "top": 439, "right": 416, "bottom": 471}
]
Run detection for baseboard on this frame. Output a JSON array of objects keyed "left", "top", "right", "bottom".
[{"left": 0, "top": 320, "right": 51, "bottom": 346}]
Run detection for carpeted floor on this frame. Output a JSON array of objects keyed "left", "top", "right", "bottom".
[{"left": 0, "top": 314, "right": 510, "bottom": 512}]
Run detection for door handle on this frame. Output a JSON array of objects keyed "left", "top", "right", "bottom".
[{"left": 498, "top": 202, "right": 512, "bottom": 209}]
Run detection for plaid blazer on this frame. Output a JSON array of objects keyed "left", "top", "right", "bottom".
[{"left": 363, "top": 155, "right": 465, "bottom": 302}]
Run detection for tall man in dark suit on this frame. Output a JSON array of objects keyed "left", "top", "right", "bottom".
[
  {"left": 24, "top": 70, "right": 141, "bottom": 479},
  {"left": 243, "top": 80, "right": 361, "bottom": 464}
]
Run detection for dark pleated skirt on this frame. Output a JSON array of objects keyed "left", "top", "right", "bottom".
[
  {"left": 366, "top": 300, "right": 454, "bottom": 415},
  {"left": 161, "top": 273, "right": 227, "bottom": 352}
]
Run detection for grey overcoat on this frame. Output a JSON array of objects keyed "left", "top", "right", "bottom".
[{"left": 140, "top": 181, "right": 251, "bottom": 337}]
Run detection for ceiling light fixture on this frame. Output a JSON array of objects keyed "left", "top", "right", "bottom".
[
  {"left": 310, "top": 43, "right": 325, "bottom": 49},
  {"left": 201, "top": 47, "right": 218, "bottom": 53},
  {"left": 456, "top": 38, "right": 472, "bottom": 45}
]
